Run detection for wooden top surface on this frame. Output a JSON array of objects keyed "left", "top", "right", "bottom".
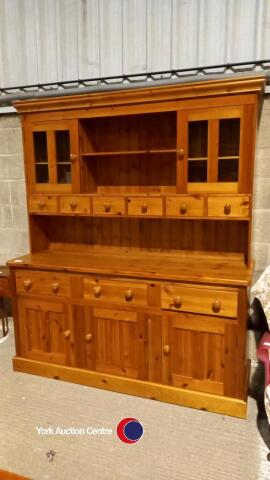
[
  {"left": 0, "top": 266, "right": 9, "bottom": 277},
  {"left": 8, "top": 245, "right": 251, "bottom": 287}
]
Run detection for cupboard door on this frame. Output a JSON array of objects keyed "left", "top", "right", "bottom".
[
  {"left": 18, "top": 298, "right": 69, "bottom": 365},
  {"left": 92, "top": 308, "right": 148, "bottom": 380},
  {"left": 162, "top": 313, "right": 237, "bottom": 397},
  {"left": 177, "top": 104, "right": 254, "bottom": 194},
  {"left": 25, "top": 120, "right": 79, "bottom": 193}
]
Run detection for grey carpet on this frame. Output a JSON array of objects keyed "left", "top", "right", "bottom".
[{"left": 0, "top": 326, "right": 270, "bottom": 480}]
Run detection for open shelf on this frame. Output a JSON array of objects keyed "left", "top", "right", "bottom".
[
  {"left": 81, "top": 151, "right": 177, "bottom": 194},
  {"left": 79, "top": 111, "right": 176, "bottom": 153}
]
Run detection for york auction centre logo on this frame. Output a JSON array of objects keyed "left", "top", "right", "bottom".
[{"left": 116, "top": 418, "right": 144, "bottom": 444}]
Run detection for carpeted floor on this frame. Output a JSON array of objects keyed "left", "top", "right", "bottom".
[{"left": 0, "top": 325, "right": 270, "bottom": 480}]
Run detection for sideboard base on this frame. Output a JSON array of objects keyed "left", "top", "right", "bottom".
[{"left": 13, "top": 356, "right": 247, "bottom": 419}]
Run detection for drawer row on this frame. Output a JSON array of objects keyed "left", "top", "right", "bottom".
[
  {"left": 28, "top": 194, "right": 250, "bottom": 219},
  {"left": 15, "top": 270, "right": 239, "bottom": 318}
]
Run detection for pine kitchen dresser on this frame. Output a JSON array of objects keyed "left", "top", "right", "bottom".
[{"left": 8, "top": 75, "right": 265, "bottom": 418}]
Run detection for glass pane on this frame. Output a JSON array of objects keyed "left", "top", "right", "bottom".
[
  {"left": 188, "top": 160, "right": 207, "bottom": 182},
  {"left": 56, "top": 131, "right": 70, "bottom": 163},
  {"left": 55, "top": 131, "right": 71, "bottom": 184},
  {"left": 36, "top": 164, "right": 49, "bottom": 183},
  {"left": 218, "top": 159, "right": 238, "bottom": 182},
  {"left": 57, "top": 164, "right": 71, "bottom": 184},
  {"left": 33, "top": 132, "right": 48, "bottom": 183},
  {"left": 188, "top": 121, "right": 208, "bottom": 158},
  {"left": 33, "top": 131, "right": 48, "bottom": 163},
  {"left": 219, "top": 119, "right": 240, "bottom": 156}
]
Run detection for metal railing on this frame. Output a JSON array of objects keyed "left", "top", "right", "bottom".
[{"left": 0, "top": 59, "right": 269, "bottom": 104}]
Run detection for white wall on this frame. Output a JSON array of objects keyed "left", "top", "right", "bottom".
[{"left": 0, "top": 0, "right": 270, "bottom": 89}]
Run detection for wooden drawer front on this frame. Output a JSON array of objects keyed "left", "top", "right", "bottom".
[
  {"left": 84, "top": 278, "right": 148, "bottom": 306},
  {"left": 127, "top": 197, "right": 163, "bottom": 216},
  {"left": 28, "top": 195, "right": 58, "bottom": 213},
  {"left": 166, "top": 196, "right": 204, "bottom": 217},
  {"left": 92, "top": 197, "right": 125, "bottom": 216},
  {"left": 15, "top": 270, "right": 71, "bottom": 297},
  {"left": 59, "top": 196, "right": 90, "bottom": 214},
  {"left": 207, "top": 196, "right": 250, "bottom": 218},
  {"left": 161, "top": 284, "right": 238, "bottom": 318}
]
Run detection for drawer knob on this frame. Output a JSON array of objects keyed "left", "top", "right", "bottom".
[
  {"left": 85, "top": 333, "right": 93, "bottom": 342},
  {"left": 104, "top": 204, "right": 111, "bottom": 213},
  {"left": 141, "top": 204, "right": 148, "bottom": 214},
  {"left": 38, "top": 200, "right": 46, "bottom": 209},
  {"left": 173, "top": 296, "right": 182, "bottom": 308},
  {"left": 51, "top": 282, "right": 60, "bottom": 293},
  {"left": 64, "top": 330, "right": 71, "bottom": 339},
  {"left": 93, "top": 285, "right": 102, "bottom": 298},
  {"left": 125, "top": 289, "right": 133, "bottom": 302},
  {"left": 70, "top": 202, "right": 77, "bottom": 211},
  {"left": 163, "top": 345, "right": 170, "bottom": 355},
  {"left": 23, "top": 279, "right": 32, "bottom": 290},
  {"left": 70, "top": 153, "right": 77, "bottom": 162},
  {"left": 179, "top": 203, "right": 187, "bottom": 215},
  {"left": 224, "top": 204, "right": 231, "bottom": 215},
  {"left": 177, "top": 149, "right": 184, "bottom": 159},
  {"left": 212, "top": 300, "right": 221, "bottom": 313}
]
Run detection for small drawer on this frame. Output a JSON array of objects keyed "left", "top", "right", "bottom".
[
  {"left": 127, "top": 197, "right": 163, "bottom": 216},
  {"left": 207, "top": 196, "right": 250, "bottom": 218},
  {"left": 28, "top": 195, "right": 58, "bottom": 214},
  {"left": 15, "top": 270, "right": 70, "bottom": 297},
  {"left": 92, "top": 197, "right": 125, "bottom": 216},
  {"left": 59, "top": 196, "right": 90, "bottom": 214},
  {"left": 161, "top": 284, "right": 238, "bottom": 318},
  {"left": 84, "top": 278, "right": 148, "bottom": 306},
  {"left": 166, "top": 196, "right": 204, "bottom": 217}
]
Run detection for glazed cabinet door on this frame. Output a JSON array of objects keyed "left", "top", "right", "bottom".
[
  {"left": 24, "top": 120, "right": 79, "bottom": 193},
  {"left": 177, "top": 104, "right": 255, "bottom": 194},
  {"left": 162, "top": 313, "right": 238, "bottom": 397},
  {"left": 90, "top": 308, "right": 149, "bottom": 380},
  {"left": 18, "top": 298, "right": 70, "bottom": 365}
]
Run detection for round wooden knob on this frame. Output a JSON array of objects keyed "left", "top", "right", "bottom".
[
  {"left": 173, "top": 296, "right": 182, "bottom": 308},
  {"left": 23, "top": 279, "right": 32, "bottom": 290},
  {"left": 64, "top": 330, "right": 71, "bottom": 339},
  {"left": 93, "top": 285, "right": 102, "bottom": 298},
  {"left": 38, "top": 200, "right": 45, "bottom": 209},
  {"left": 85, "top": 333, "right": 93, "bottom": 342},
  {"left": 224, "top": 204, "right": 231, "bottom": 215},
  {"left": 70, "top": 153, "right": 77, "bottom": 162},
  {"left": 212, "top": 300, "right": 221, "bottom": 313},
  {"left": 104, "top": 204, "right": 111, "bottom": 213},
  {"left": 163, "top": 345, "right": 170, "bottom": 355},
  {"left": 70, "top": 202, "right": 77, "bottom": 211},
  {"left": 125, "top": 289, "right": 133, "bottom": 302},
  {"left": 179, "top": 204, "right": 187, "bottom": 215},
  {"left": 51, "top": 282, "right": 60, "bottom": 293},
  {"left": 141, "top": 204, "right": 148, "bottom": 214},
  {"left": 177, "top": 149, "right": 184, "bottom": 159}
]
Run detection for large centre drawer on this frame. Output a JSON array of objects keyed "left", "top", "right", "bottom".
[
  {"left": 84, "top": 278, "right": 148, "bottom": 307},
  {"left": 161, "top": 284, "right": 238, "bottom": 318},
  {"left": 15, "top": 270, "right": 71, "bottom": 297}
]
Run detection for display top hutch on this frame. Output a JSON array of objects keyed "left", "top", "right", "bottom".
[{"left": 8, "top": 75, "right": 265, "bottom": 418}]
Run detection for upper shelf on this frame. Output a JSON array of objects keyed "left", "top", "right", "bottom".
[{"left": 81, "top": 149, "right": 177, "bottom": 157}]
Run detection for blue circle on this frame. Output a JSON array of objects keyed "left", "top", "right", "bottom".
[{"left": 124, "top": 421, "right": 143, "bottom": 441}]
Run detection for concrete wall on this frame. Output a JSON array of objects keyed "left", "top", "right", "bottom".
[
  {"left": 0, "top": 97, "right": 269, "bottom": 280},
  {"left": 0, "top": 114, "right": 29, "bottom": 265},
  {"left": 253, "top": 96, "right": 270, "bottom": 281}
]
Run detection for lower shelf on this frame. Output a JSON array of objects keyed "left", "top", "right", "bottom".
[{"left": 13, "top": 356, "right": 247, "bottom": 419}]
